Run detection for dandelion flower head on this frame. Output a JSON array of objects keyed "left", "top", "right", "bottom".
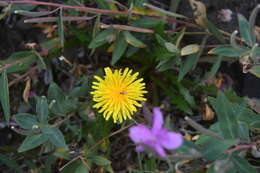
[{"left": 91, "top": 67, "right": 147, "bottom": 123}]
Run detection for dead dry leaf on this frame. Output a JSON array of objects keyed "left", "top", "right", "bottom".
[
  {"left": 23, "top": 77, "right": 31, "bottom": 103},
  {"left": 202, "top": 103, "right": 215, "bottom": 121},
  {"left": 189, "top": 0, "right": 207, "bottom": 27}
]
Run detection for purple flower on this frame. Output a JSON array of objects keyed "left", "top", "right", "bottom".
[{"left": 129, "top": 108, "right": 183, "bottom": 157}]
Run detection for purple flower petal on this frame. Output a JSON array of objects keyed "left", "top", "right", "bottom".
[
  {"left": 152, "top": 107, "right": 163, "bottom": 133},
  {"left": 129, "top": 125, "right": 153, "bottom": 143},
  {"left": 154, "top": 144, "right": 166, "bottom": 157},
  {"left": 136, "top": 145, "right": 145, "bottom": 152},
  {"left": 160, "top": 131, "right": 183, "bottom": 150}
]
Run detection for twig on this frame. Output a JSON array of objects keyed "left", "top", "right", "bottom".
[
  {"left": 8, "top": 66, "right": 37, "bottom": 87},
  {"left": 226, "top": 143, "right": 257, "bottom": 154},
  {"left": 85, "top": 123, "right": 133, "bottom": 153},
  {"left": 99, "top": 23, "right": 154, "bottom": 33},
  {"left": 24, "top": 16, "right": 97, "bottom": 23},
  {"left": 185, "top": 116, "right": 224, "bottom": 140},
  {"left": 59, "top": 124, "right": 132, "bottom": 171},
  {"left": 6, "top": 0, "right": 128, "bottom": 15}
]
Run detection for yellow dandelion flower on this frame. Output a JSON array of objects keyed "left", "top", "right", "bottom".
[{"left": 91, "top": 67, "right": 147, "bottom": 123}]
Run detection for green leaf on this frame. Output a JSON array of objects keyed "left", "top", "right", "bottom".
[
  {"left": 249, "top": 6, "right": 260, "bottom": 45},
  {"left": 88, "top": 156, "right": 111, "bottom": 166},
  {"left": 0, "top": 70, "right": 10, "bottom": 123},
  {"left": 18, "top": 134, "right": 49, "bottom": 152},
  {"left": 41, "top": 126, "right": 67, "bottom": 149},
  {"left": 0, "top": 51, "right": 36, "bottom": 73},
  {"left": 75, "top": 163, "right": 89, "bottom": 173},
  {"left": 88, "top": 29, "right": 115, "bottom": 49},
  {"left": 249, "top": 64, "right": 260, "bottom": 78},
  {"left": 178, "top": 53, "right": 198, "bottom": 81},
  {"left": 209, "top": 45, "right": 248, "bottom": 57},
  {"left": 48, "top": 83, "right": 77, "bottom": 115},
  {"left": 0, "top": 153, "right": 24, "bottom": 173},
  {"left": 238, "top": 14, "right": 254, "bottom": 47},
  {"left": 132, "top": 17, "right": 163, "bottom": 28},
  {"left": 204, "top": 56, "right": 222, "bottom": 79},
  {"left": 208, "top": 91, "right": 238, "bottom": 139},
  {"left": 232, "top": 155, "right": 258, "bottom": 173},
  {"left": 156, "top": 56, "right": 178, "bottom": 72},
  {"left": 204, "top": 18, "right": 225, "bottom": 43},
  {"left": 14, "top": 113, "right": 38, "bottom": 130},
  {"left": 111, "top": 32, "right": 128, "bottom": 65},
  {"left": 123, "top": 31, "right": 146, "bottom": 48},
  {"left": 164, "top": 42, "right": 179, "bottom": 53},
  {"left": 179, "top": 86, "right": 196, "bottom": 108},
  {"left": 202, "top": 139, "right": 237, "bottom": 160},
  {"left": 36, "top": 96, "right": 49, "bottom": 123}
]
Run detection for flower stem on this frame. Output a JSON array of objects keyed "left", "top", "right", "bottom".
[{"left": 184, "top": 116, "right": 224, "bottom": 140}]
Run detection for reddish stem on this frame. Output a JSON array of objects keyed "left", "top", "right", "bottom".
[{"left": 6, "top": 0, "right": 128, "bottom": 15}]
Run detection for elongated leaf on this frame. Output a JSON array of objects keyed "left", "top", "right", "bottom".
[
  {"left": 238, "top": 14, "right": 254, "bottom": 47},
  {"left": 204, "top": 18, "right": 225, "bottom": 43},
  {"left": 88, "top": 156, "right": 111, "bottom": 166},
  {"left": 0, "top": 51, "right": 36, "bottom": 73},
  {"left": 88, "top": 29, "right": 115, "bottom": 49},
  {"left": 0, "top": 70, "right": 10, "bottom": 123},
  {"left": 209, "top": 45, "right": 248, "bottom": 57},
  {"left": 14, "top": 113, "right": 38, "bottom": 129},
  {"left": 36, "top": 96, "right": 49, "bottom": 123},
  {"left": 18, "top": 134, "right": 49, "bottom": 152},
  {"left": 205, "top": 56, "right": 222, "bottom": 79},
  {"left": 111, "top": 32, "right": 128, "bottom": 65},
  {"left": 0, "top": 153, "right": 24, "bottom": 172},
  {"left": 232, "top": 155, "right": 258, "bottom": 173},
  {"left": 41, "top": 126, "right": 67, "bottom": 149},
  {"left": 181, "top": 44, "right": 200, "bottom": 56},
  {"left": 249, "top": 6, "right": 260, "bottom": 45},
  {"left": 178, "top": 53, "right": 198, "bottom": 81},
  {"left": 208, "top": 91, "right": 238, "bottom": 139},
  {"left": 123, "top": 31, "right": 146, "bottom": 48},
  {"left": 164, "top": 42, "right": 179, "bottom": 53}
]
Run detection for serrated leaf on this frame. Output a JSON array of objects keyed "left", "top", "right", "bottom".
[
  {"left": 14, "top": 113, "right": 38, "bottom": 130},
  {"left": 232, "top": 155, "right": 258, "bottom": 173},
  {"left": 111, "top": 32, "right": 128, "bottom": 65},
  {"left": 181, "top": 44, "right": 200, "bottom": 56},
  {"left": 0, "top": 70, "right": 10, "bottom": 123},
  {"left": 36, "top": 96, "right": 49, "bottom": 123},
  {"left": 202, "top": 139, "right": 237, "bottom": 160},
  {"left": 238, "top": 13, "right": 254, "bottom": 47},
  {"left": 209, "top": 45, "right": 248, "bottom": 57},
  {"left": 18, "top": 134, "right": 49, "bottom": 152},
  {"left": 41, "top": 126, "right": 67, "bottom": 149},
  {"left": 208, "top": 91, "right": 238, "bottom": 139},
  {"left": 123, "top": 31, "right": 146, "bottom": 48}
]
